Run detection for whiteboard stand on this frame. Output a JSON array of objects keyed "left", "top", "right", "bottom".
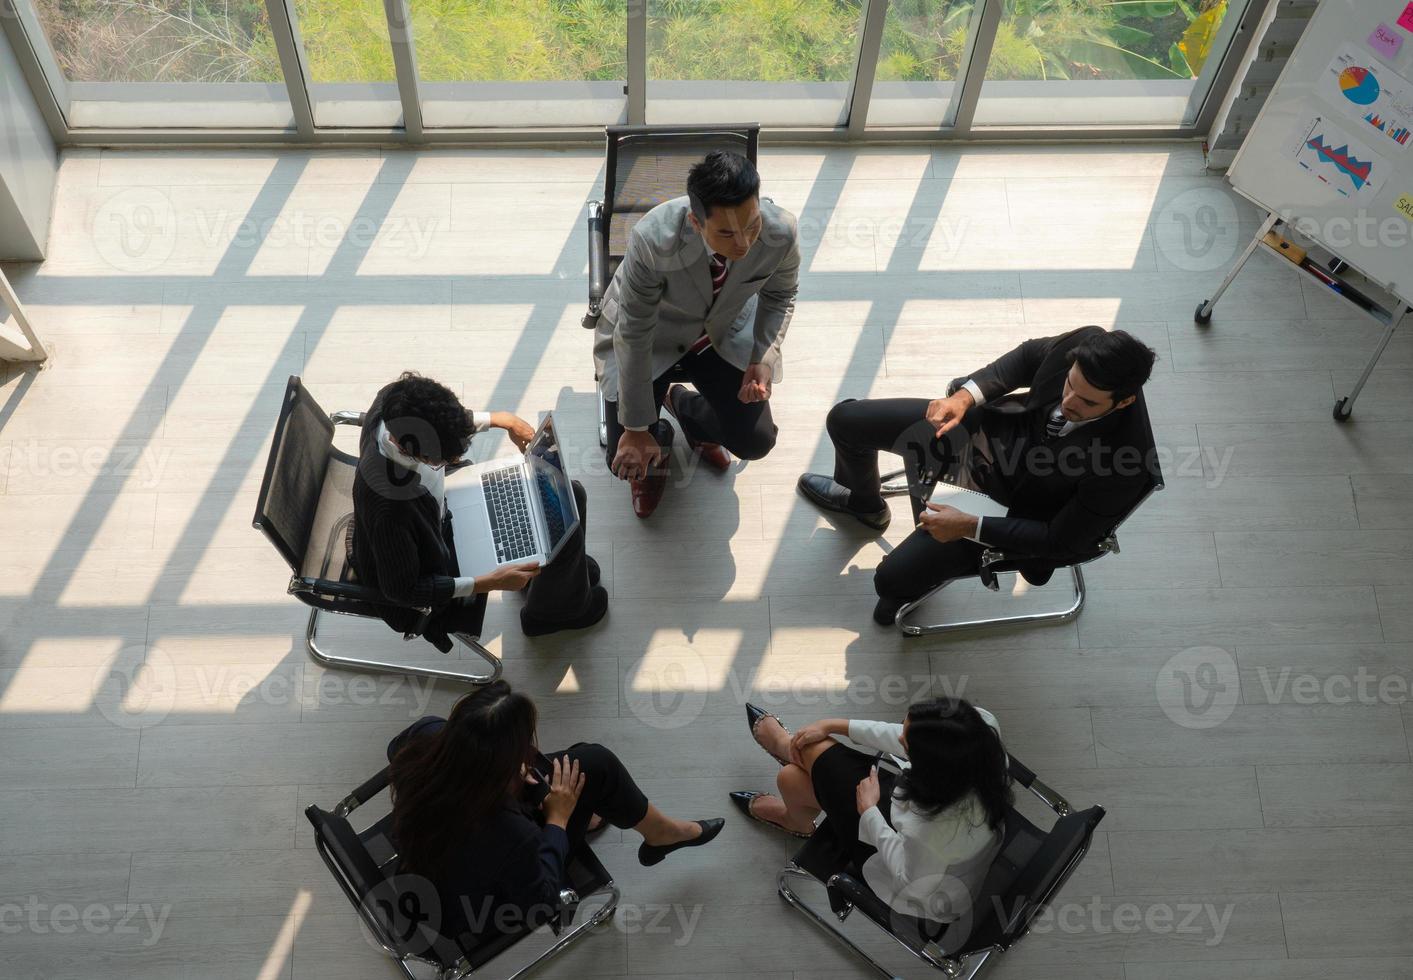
[
  {"left": 1195, "top": 209, "right": 1409, "bottom": 422},
  {"left": 0, "top": 265, "right": 48, "bottom": 365}
]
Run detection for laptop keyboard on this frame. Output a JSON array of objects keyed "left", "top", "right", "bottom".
[{"left": 483, "top": 468, "right": 537, "bottom": 562}]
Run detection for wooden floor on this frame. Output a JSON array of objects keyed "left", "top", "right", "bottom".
[{"left": 2, "top": 143, "right": 1412, "bottom": 979}]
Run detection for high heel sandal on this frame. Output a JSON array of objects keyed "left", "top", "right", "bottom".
[
  {"left": 728, "top": 791, "right": 812, "bottom": 839},
  {"left": 745, "top": 702, "right": 792, "bottom": 766}
]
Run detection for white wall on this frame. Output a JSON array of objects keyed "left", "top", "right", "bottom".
[{"left": 0, "top": 21, "right": 57, "bottom": 260}]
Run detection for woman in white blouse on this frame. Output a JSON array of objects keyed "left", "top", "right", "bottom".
[{"left": 731, "top": 697, "right": 1010, "bottom": 924}]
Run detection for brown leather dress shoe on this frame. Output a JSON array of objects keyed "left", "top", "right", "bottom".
[
  {"left": 664, "top": 384, "right": 731, "bottom": 473},
  {"left": 630, "top": 472, "right": 668, "bottom": 518}
]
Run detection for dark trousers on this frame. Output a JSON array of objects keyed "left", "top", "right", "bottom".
[
  {"left": 543, "top": 742, "right": 651, "bottom": 846},
  {"left": 826, "top": 397, "right": 993, "bottom": 605},
  {"left": 603, "top": 346, "right": 778, "bottom": 469},
  {"left": 522, "top": 480, "right": 594, "bottom": 623}
]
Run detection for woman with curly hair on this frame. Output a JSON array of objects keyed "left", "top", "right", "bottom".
[{"left": 353, "top": 371, "right": 607, "bottom": 644}]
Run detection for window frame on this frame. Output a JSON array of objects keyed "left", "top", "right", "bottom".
[{"left": 0, "top": 0, "right": 1274, "bottom": 144}]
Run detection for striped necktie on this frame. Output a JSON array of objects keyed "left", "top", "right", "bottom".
[
  {"left": 709, "top": 252, "right": 728, "bottom": 298},
  {"left": 1045, "top": 409, "right": 1067, "bottom": 441}
]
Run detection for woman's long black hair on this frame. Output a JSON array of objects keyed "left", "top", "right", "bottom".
[
  {"left": 892, "top": 697, "right": 1012, "bottom": 830},
  {"left": 389, "top": 681, "right": 538, "bottom": 873}
]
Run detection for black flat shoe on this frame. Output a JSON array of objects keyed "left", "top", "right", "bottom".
[
  {"left": 521, "top": 586, "right": 609, "bottom": 637},
  {"left": 729, "top": 792, "right": 812, "bottom": 839},
  {"left": 796, "top": 473, "right": 890, "bottom": 532},
  {"left": 637, "top": 818, "right": 725, "bottom": 867},
  {"left": 745, "top": 703, "right": 791, "bottom": 766},
  {"left": 873, "top": 596, "right": 903, "bottom": 627}
]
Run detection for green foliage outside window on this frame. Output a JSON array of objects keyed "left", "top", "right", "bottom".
[{"left": 31, "top": 0, "right": 1231, "bottom": 86}]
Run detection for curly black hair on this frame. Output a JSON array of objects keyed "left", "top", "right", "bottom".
[{"left": 381, "top": 371, "right": 475, "bottom": 464}]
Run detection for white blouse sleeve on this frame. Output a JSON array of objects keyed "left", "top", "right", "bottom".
[{"left": 847, "top": 719, "right": 908, "bottom": 759}]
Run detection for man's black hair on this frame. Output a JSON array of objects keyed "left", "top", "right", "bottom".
[
  {"left": 381, "top": 371, "right": 474, "bottom": 464},
  {"left": 686, "top": 150, "right": 760, "bottom": 221},
  {"left": 1069, "top": 329, "right": 1158, "bottom": 404}
]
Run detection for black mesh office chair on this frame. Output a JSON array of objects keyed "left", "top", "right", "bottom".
[
  {"left": 252, "top": 376, "right": 501, "bottom": 685},
  {"left": 777, "top": 753, "right": 1105, "bottom": 979},
  {"left": 307, "top": 766, "right": 620, "bottom": 980},
  {"left": 582, "top": 123, "right": 761, "bottom": 447},
  {"left": 880, "top": 389, "right": 1164, "bottom": 638}
]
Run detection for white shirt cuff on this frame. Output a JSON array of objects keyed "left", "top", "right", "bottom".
[
  {"left": 967, "top": 515, "right": 987, "bottom": 545},
  {"left": 961, "top": 379, "right": 986, "bottom": 407},
  {"left": 452, "top": 576, "right": 479, "bottom": 598},
  {"left": 470, "top": 411, "right": 494, "bottom": 433}
]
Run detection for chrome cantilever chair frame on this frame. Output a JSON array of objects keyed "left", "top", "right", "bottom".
[
  {"left": 309, "top": 769, "right": 620, "bottom": 980},
  {"left": 300, "top": 411, "right": 502, "bottom": 687},
  {"left": 776, "top": 755, "right": 1099, "bottom": 980},
  {"left": 876, "top": 474, "right": 1161, "bottom": 639}
]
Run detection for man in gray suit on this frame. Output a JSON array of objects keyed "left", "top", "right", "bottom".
[{"left": 592, "top": 151, "right": 800, "bottom": 517}]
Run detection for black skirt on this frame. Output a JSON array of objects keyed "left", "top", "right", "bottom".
[{"left": 810, "top": 741, "right": 899, "bottom": 870}]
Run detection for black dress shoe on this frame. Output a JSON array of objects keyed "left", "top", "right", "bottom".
[
  {"left": 745, "top": 703, "right": 791, "bottom": 766},
  {"left": 637, "top": 818, "right": 725, "bottom": 867},
  {"left": 729, "top": 791, "right": 812, "bottom": 838},
  {"left": 521, "top": 586, "right": 609, "bottom": 637},
  {"left": 796, "top": 474, "right": 890, "bottom": 532}
]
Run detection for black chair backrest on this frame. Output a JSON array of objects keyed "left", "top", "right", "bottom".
[
  {"left": 943, "top": 804, "right": 1106, "bottom": 957},
  {"left": 1107, "top": 386, "right": 1163, "bottom": 536},
  {"left": 601, "top": 123, "right": 760, "bottom": 258},
  {"left": 306, "top": 804, "right": 461, "bottom": 968},
  {"left": 253, "top": 376, "right": 334, "bottom": 573}
]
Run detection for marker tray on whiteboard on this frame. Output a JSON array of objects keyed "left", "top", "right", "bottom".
[{"left": 1262, "top": 222, "right": 1400, "bottom": 325}]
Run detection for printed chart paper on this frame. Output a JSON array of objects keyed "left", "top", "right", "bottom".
[
  {"left": 1323, "top": 43, "right": 1413, "bottom": 150},
  {"left": 1288, "top": 113, "right": 1388, "bottom": 199}
]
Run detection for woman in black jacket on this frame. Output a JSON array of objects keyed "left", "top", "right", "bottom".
[
  {"left": 387, "top": 681, "right": 724, "bottom": 946},
  {"left": 352, "top": 372, "right": 608, "bottom": 643}
]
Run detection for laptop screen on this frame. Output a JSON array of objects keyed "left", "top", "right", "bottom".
[{"left": 525, "top": 416, "right": 577, "bottom": 555}]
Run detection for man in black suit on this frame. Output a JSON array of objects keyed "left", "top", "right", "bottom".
[{"left": 797, "top": 327, "right": 1157, "bottom": 625}]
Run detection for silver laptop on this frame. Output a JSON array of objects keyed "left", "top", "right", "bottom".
[{"left": 446, "top": 414, "right": 581, "bottom": 576}]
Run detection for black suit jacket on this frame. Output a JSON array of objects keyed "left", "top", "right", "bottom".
[
  {"left": 945, "top": 326, "right": 1157, "bottom": 577},
  {"left": 386, "top": 717, "right": 569, "bottom": 950},
  {"left": 351, "top": 386, "right": 480, "bottom": 651}
]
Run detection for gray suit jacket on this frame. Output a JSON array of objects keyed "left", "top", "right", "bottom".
[{"left": 592, "top": 195, "right": 800, "bottom": 429}]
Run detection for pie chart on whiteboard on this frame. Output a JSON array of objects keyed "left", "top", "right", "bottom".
[{"left": 1340, "top": 67, "right": 1381, "bottom": 106}]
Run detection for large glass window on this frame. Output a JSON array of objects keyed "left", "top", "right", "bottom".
[
  {"left": 868, "top": 0, "right": 985, "bottom": 128},
  {"left": 414, "top": 0, "right": 628, "bottom": 128},
  {"left": 973, "top": 0, "right": 1251, "bottom": 127},
  {"left": 27, "top": 0, "right": 293, "bottom": 127},
  {"left": 646, "top": 0, "right": 865, "bottom": 128},
  {"left": 293, "top": 0, "right": 402, "bottom": 127},
  {"left": 7, "top": 0, "right": 1265, "bottom": 135}
]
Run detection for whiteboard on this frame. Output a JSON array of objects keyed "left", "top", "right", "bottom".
[{"left": 1229, "top": 0, "right": 1413, "bottom": 306}]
